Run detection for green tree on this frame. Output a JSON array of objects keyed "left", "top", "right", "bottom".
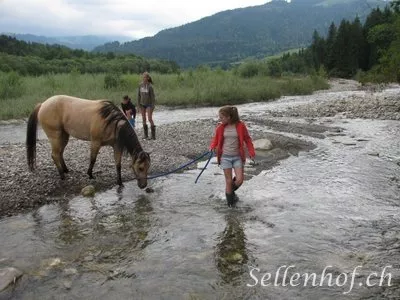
[{"left": 325, "top": 22, "right": 337, "bottom": 71}]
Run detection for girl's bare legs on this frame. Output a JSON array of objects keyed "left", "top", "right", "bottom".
[
  {"left": 223, "top": 168, "right": 233, "bottom": 194},
  {"left": 233, "top": 166, "right": 244, "bottom": 190}
]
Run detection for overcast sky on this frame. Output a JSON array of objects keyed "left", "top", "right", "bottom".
[{"left": 0, "top": 0, "right": 270, "bottom": 39}]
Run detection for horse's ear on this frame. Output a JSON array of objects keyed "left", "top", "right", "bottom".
[{"left": 147, "top": 151, "right": 152, "bottom": 155}]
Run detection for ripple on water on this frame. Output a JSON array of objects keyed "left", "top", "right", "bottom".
[{"left": 1, "top": 106, "right": 400, "bottom": 298}]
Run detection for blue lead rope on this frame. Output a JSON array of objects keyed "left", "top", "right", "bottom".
[
  {"left": 146, "top": 150, "right": 214, "bottom": 183},
  {"left": 195, "top": 150, "right": 214, "bottom": 183}
]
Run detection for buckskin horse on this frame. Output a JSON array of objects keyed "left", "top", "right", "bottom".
[{"left": 26, "top": 95, "right": 150, "bottom": 188}]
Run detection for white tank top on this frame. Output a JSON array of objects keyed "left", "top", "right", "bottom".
[{"left": 223, "top": 125, "right": 239, "bottom": 156}]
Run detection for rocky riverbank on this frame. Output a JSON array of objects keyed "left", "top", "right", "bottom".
[{"left": 0, "top": 79, "right": 399, "bottom": 217}]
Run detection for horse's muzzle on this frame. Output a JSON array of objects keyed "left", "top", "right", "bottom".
[{"left": 137, "top": 179, "right": 148, "bottom": 189}]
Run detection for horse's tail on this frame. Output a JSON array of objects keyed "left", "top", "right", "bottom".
[{"left": 26, "top": 103, "right": 42, "bottom": 171}]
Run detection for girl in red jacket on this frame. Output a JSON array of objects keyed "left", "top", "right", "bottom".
[{"left": 210, "top": 106, "right": 255, "bottom": 207}]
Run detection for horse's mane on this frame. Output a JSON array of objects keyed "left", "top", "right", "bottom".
[{"left": 99, "top": 101, "right": 143, "bottom": 156}]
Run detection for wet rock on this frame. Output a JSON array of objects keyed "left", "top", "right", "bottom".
[
  {"left": 63, "top": 280, "right": 72, "bottom": 290},
  {"left": 0, "top": 267, "right": 23, "bottom": 292},
  {"left": 367, "top": 152, "right": 380, "bottom": 157},
  {"left": 254, "top": 139, "right": 273, "bottom": 151},
  {"left": 63, "top": 268, "right": 78, "bottom": 276},
  {"left": 84, "top": 255, "right": 94, "bottom": 262},
  {"left": 81, "top": 185, "right": 95, "bottom": 197},
  {"left": 226, "top": 252, "right": 243, "bottom": 263},
  {"left": 342, "top": 141, "right": 357, "bottom": 146}
]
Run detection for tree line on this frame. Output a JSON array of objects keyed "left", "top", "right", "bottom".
[
  {"left": 270, "top": 1, "right": 400, "bottom": 82},
  {"left": 0, "top": 35, "right": 180, "bottom": 76}
]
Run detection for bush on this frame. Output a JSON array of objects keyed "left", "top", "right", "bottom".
[
  {"left": 238, "top": 61, "right": 259, "bottom": 78},
  {"left": 267, "top": 60, "right": 282, "bottom": 77},
  {"left": 0, "top": 72, "right": 25, "bottom": 100},
  {"left": 104, "top": 72, "right": 122, "bottom": 89}
]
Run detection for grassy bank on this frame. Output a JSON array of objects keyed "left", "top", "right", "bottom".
[{"left": 0, "top": 70, "right": 329, "bottom": 120}]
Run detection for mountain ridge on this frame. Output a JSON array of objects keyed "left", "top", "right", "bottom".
[
  {"left": 2, "top": 33, "right": 132, "bottom": 51},
  {"left": 93, "top": 0, "right": 390, "bottom": 67}
]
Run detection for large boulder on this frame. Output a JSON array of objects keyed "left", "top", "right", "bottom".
[{"left": 253, "top": 139, "right": 273, "bottom": 151}]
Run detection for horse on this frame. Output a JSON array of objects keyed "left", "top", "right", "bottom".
[{"left": 26, "top": 95, "right": 150, "bottom": 188}]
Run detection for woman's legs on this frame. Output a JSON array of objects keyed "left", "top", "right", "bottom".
[
  {"left": 140, "top": 107, "right": 148, "bottom": 139},
  {"left": 147, "top": 107, "right": 154, "bottom": 127},
  {"left": 147, "top": 107, "right": 156, "bottom": 139}
]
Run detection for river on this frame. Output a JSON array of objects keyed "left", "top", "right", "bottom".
[{"left": 1, "top": 86, "right": 400, "bottom": 299}]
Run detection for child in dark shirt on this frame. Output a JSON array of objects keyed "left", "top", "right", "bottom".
[{"left": 121, "top": 95, "right": 136, "bottom": 128}]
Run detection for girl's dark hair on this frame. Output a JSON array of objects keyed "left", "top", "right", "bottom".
[{"left": 219, "top": 105, "right": 240, "bottom": 124}]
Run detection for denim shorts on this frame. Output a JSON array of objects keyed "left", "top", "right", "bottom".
[{"left": 220, "top": 154, "right": 243, "bottom": 170}]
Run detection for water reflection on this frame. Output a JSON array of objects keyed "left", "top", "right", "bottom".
[
  {"left": 88, "top": 194, "right": 154, "bottom": 265},
  {"left": 56, "top": 200, "right": 86, "bottom": 245},
  {"left": 215, "top": 212, "right": 249, "bottom": 286}
]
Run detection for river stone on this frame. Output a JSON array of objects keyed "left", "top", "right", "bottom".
[
  {"left": 226, "top": 252, "right": 243, "bottom": 263},
  {"left": 81, "top": 185, "right": 95, "bottom": 197},
  {"left": 254, "top": 139, "right": 273, "bottom": 151},
  {"left": 367, "top": 152, "right": 380, "bottom": 157},
  {"left": 0, "top": 267, "right": 23, "bottom": 292}
]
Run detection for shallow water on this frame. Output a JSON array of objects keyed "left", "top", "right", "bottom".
[{"left": 1, "top": 89, "right": 400, "bottom": 299}]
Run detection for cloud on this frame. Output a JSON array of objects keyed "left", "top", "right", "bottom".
[{"left": 0, "top": 0, "right": 269, "bottom": 38}]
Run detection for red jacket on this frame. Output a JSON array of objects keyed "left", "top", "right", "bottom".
[{"left": 210, "top": 121, "right": 256, "bottom": 164}]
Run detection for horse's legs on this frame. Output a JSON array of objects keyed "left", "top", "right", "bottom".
[
  {"left": 113, "top": 147, "right": 123, "bottom": 186},
  {"left": 48, "top": 137, "right": 66, "bottom": 180},
  {"left": 60, "top": 131, "right": 70, "bottom": 173},
  {"left": 87, "top": 142, "right": 101, "bottom": 179}
]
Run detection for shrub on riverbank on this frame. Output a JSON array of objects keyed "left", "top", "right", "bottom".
[{"left": 0, "top": 70, "right": 329, "bottom": 120}]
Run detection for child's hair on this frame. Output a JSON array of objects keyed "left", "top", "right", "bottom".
[
  {"left": 143, "top": 71, "right": 153, "bottom": 84},
  {"left": 123, "top": 95, "right": 129, "bottom": 101},
  {"left": 219, "top": 105, "right": 240, "bottom": 124}
]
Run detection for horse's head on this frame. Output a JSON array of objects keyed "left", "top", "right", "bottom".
[{"left": 132, "top": 151, "right": 151, "bottom": 189}]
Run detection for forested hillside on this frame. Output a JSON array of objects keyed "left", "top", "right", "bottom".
[
  {"left": 0, "top": 35, "right": 179, "bottom": 76},
  {"left": 4, "top": 34, "right": 131, "bottom": 51},
  {"left": 93, "top": 0, "right": 389, "bottom": 67},
  {"left": 254, "top": 1, "right": 399, "bottom": 82}
]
